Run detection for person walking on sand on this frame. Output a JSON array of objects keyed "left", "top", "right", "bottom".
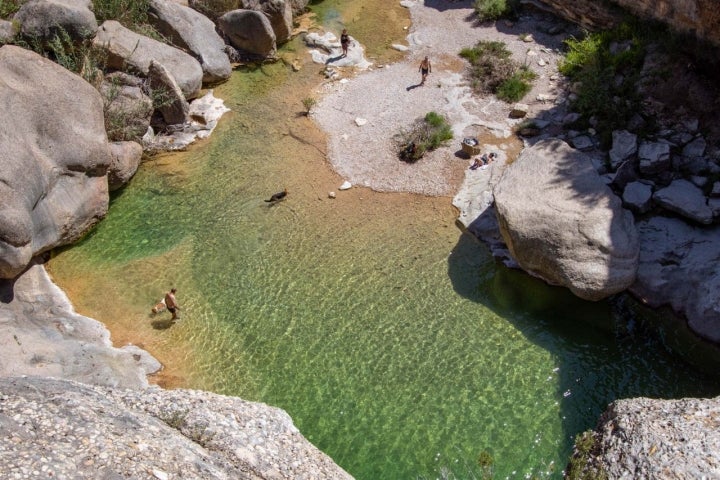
[
  {"left": 164, "top": 288, "right": 179, "bottom": 321},
  {"left": 419, "top": 56, "right": 432, "bottom": 85},
  {"left": 340, "top": 28, "right": 351, "bottom": 57}
]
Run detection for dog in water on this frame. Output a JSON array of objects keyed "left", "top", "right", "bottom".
[{"left": 264, "top": 188, "right": 288, "bottom": 203}]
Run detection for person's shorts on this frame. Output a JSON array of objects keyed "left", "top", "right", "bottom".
[
  {"left": 421, "top": 68, "right": 429, "bottom": 75},
  {"left": 167, "top": 307, "right": 177, "bottom": 314}
]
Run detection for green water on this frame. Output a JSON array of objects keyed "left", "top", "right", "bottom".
[{"left": 49, "top": 4, "right": 720, "bottom": 479}]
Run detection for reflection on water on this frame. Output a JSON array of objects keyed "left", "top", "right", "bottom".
[{"left": 48, "top": 2, "right": 720, "bottom": 479}]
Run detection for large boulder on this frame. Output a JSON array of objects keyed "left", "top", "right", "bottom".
[
  {"left": 93, "top": 20, "right": 203, "bottom": 99},
  {"left": 493, "top": 139, "right": 639, "bottom": 301},
  {"left": 218, "top": 9, "right": 276, "bottom": 58},
  {"left": 13, "top": 0, "right": 98, "bottom": 42},
  {"left": 569, "top": 396, "right": 720, "bottom": 478},
  {"left": 0, "top": 45, "right": 110, "bottom": 279},
  {"left": 242, "top": 0, "right": 293, "bottom": 44},
  {"left": 0, "top": 376, "right": 354, "bottom": 479},
  {"left": 148, "top": 0, "right": 232, "bottom": 84}
]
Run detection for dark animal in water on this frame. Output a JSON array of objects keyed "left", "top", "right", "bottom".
[{"left": 265, "top": 188, "right": 288, "bottom": 203}]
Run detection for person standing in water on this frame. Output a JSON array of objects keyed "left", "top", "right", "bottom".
[
  {"left": 419, "top": 56, "right": 432, "bottom": 85},
  {"left": 164, "top": 288, "right": 180, "bottom": 321}
]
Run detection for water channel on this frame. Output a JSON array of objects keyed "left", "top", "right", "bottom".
[{"left": 48, "top": 1, "right": 720, "bottom": 478}]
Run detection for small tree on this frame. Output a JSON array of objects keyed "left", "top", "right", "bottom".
[
  {"left": 394, "top": 111, "right": 453, "bottom": 163},
  {"left": 301, "top": 97, "right": 316, "bottom": 116}
]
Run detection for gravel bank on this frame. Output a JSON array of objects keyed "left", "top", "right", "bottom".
[{"left": 312, "top": 0, "right": 568, "bottom": 196}]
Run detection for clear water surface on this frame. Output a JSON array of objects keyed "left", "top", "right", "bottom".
[{"left": 49, "top": 2, "right": 720, "bottom": 479}]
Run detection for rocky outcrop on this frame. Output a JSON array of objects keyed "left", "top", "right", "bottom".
[
  {"left": 535, "top": 0, "right": 720, "bottom": 50},
  {"left": 93, "top": 20, "right": 203, "bottom": 99},
  {"left": 493, "top": 139, "right": 639, "bottom": 301},
  {"left": 0, "top": 45, "right": 110, "bottom": 279},
  {"left": 100, "top": 73, "right": 155, "bottom": 142},
  {"left": 148, "top": 0, "right": 232, "bottom": 84},
  {"left": 0, "top": 376, "right": 354, "bottom": 479},
  {"left": 218, "top": 9, "right": 276, "bottom": 58},
  {"left": 0, "top": 262, "right": 159, "bottom": 388},
  {"left": 13, "top": 0, "right": 98, "bottom": 42},
  {"left": 631, "top": 216, "right": 720, "bottom": 343},
  {"left": 568, "top": 395, "right": 720, "bottom": 477}
]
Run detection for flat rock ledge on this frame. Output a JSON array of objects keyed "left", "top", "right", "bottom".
[
  {"left": 570, "top": 395, "right": 720, "bottom": 478},
  {"left": 0, "top": 376, "right": 353, "bottom": 480}
]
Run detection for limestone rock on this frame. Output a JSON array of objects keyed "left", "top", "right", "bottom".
[
  {"left": 93, "top": 20, "right": 203, "bottom": 99},
  {"left": 653, "top": 179, "right": 712, "bottom": 225},
  {"left": 218, "top": 9, "right": 277, "bottom": 58},
  {"left": 0, "top": 376, "right": 353, "bottom": 479},
  {"left": 0, "top": 19, "right": 16, "bottom": 44},
  {"left": 0, "top": 45, "right": 110, "bottom": 279},
  {"left": 609, "top": 129, "right": 637, "bottom": 170},
  {"left": 14, "top": 0, "right": 97, "bottom": 42},
  {"left": 638, "top": 140, "right": 671, "bottom": 175},
  {"left": 242, "top": 0, "right": 293, "bottom": 44},
  {"left": 493, "top": 139, "right": 639, "bottom": 301},
  {"left": 108, "top": 141, "right": 143, "bottom": 191},
  {"left": 0, "top": 263, "right": 157, "bottom": 387},
  {"left": 682, "top": 136, "right": 707, "bottom": 158},
  {"left": 571, "top": 395, "right": 720, "bottom": 478},
  {"left": 148, "top": 59, "right": 190, "bottom": 125},
  {"left": 631, "top": 216, "right": 720, "bottom": 343},
  {"left": 622, "top": 181, "right": 653, "bottom": 214},
  {"left": 509, "top": 103, "right": 529, "bottom": 119},
  {"left": 148, "top": 0, "right": 232, "bottom": 84},
  {"left": 305, "top": 31, "right": 372, "bottom": 70}
]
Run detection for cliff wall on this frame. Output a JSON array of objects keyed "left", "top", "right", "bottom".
[{"left": 533, "top": 0, "right": 720, "bottom": 49}]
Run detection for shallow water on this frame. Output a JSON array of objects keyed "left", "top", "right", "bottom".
[{"left": 48, "top": 2, "right": 720, "bottom": 479}]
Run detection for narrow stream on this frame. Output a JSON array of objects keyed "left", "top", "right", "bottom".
[{"left": 48, "top": 2, "right": 720, "bottom": 479}]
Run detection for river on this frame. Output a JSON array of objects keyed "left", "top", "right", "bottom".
[{"left": 47, "top": 1, "right": 720, "bottom": 478}]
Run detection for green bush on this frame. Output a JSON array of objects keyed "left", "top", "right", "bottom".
[
  {"left": 460, "top": 40, "right": 535, "bottom": 103},
  {"left": 395, "top": 111, "right": 453, "bottom": 163},
  {"left": 558, "top": 22, "right": 650, "bottom": 145},
  {"left": 0, "top": 0, "right": 20, "bottom": 19},
  {"left": 473, "top": 0, "right": 518, "bottom": 21},
  {"left": 496, "top": 66, "right": 536, "bottom": 102},
  {"left": 565, "top": 431, "right": 608, "bottom": 480},
  {"left": 92, "top": 0, "right": 159, "bottom": 37}
]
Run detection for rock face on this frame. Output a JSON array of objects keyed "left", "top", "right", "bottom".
[
  {"left": 0, "top": 19, "right": 17, "bottom": 44},
  {"left": 14, "top": 0, "right": 98, "bottom": 42},
  {"left": 0, "top": 376, "right": 354, "bottom": 480},
  {"left": 93, "top": 20, "right": 203, "bottom": 99},
  {"left": 148, "top": 59, "right": 190, "bottom": 125},
  {"left": 653, "top": 179, "right": 713, "bottom": 225},
  {"left": 148, "top": 0, "right": 232, "bottom": 84},
  {"left": 631, "top": 216, "right": 720, "bottom": 343},
  {"left": 100, "top": 73, "right": 154, "bottom": 142},
  {"left": 569, "top": 395, "right": 720, "bottom": 478},
  {"left": 536, "top": 0, "right": 720, "bottom": 49},
  {"left": 0, "top": 45, "right": 110, "bottom": 279},
  {"left": 493, "top": 139, "right": 639, "bottom": 301},
  {"left": 0, "top": 262, "right": 159, "bottom": 388}
]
